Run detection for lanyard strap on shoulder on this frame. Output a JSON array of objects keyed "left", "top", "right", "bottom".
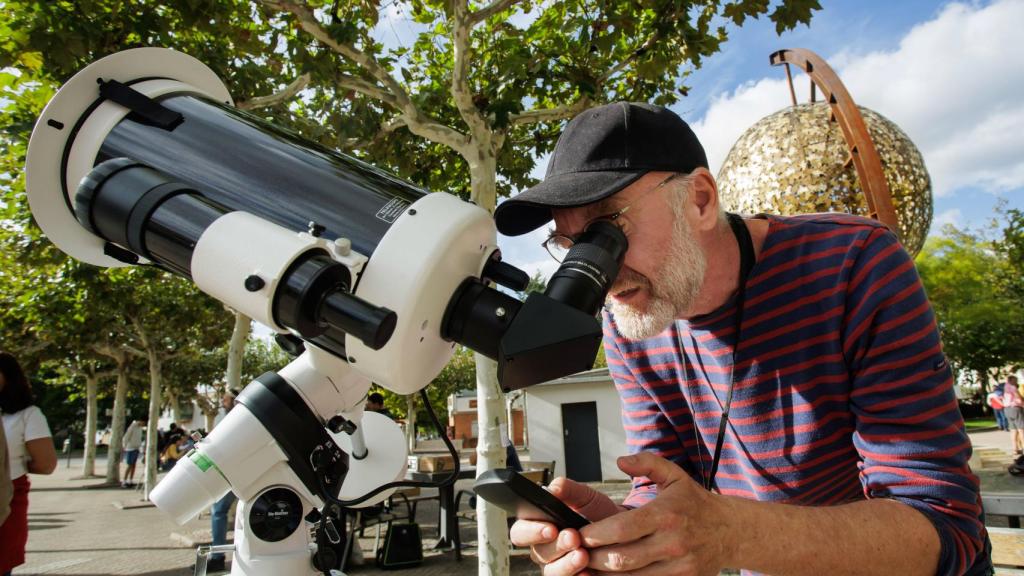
[{"left": 705, "top": 213, "right": 756, "bottom": 490}]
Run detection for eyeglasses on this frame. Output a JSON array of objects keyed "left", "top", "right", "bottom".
[{"left": 542, "top": 172, "right": 684, "bottom": 263}]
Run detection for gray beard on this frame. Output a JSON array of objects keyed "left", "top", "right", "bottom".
[{"left": 609, "top": 215, "right": 706, "bottom": 340}]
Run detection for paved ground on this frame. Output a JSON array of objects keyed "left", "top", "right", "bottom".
[
  {"left": 14, "top": 428, "right": 1024, "bottom": 576},
  {"left": 17, "top": 453, "right": 546, "bottom": 576}
]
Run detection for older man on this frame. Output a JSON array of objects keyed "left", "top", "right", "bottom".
[{"left": 495, "top": 103, "right": 989, "bottom": 575}]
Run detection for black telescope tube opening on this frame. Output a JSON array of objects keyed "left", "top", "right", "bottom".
[{"left": 74, "top": 157, "right": 228, "bottom": 276}]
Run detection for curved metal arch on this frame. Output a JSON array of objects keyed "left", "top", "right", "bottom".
[{"left": 769, "top": 48, "right": 900, "bottom": 237}]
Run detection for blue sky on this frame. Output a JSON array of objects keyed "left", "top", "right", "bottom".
[{"left": 491, "top": 0, "right": 1024, "bottom": 279}]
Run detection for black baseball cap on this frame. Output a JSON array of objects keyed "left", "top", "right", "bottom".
[{"left": 493, "top": 102, "right": 708, "bottom": 236}]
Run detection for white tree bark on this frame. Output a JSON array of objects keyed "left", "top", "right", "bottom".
[
  {"left": 225, "top": 311, "right": 252, "bottom": 392},
  {"left": 474, "top": 353, "right": 510, "bottom": 575},
  {"left": 506, "top": 392, "right": 517, "bottom": 447},
  {"left": 461, "top": 115, "right": 511, "bottom": 573},
  {"left": 104, "top": 353, "right": 130, "bottom": 485},
  {"left": 81, "top": 370, "right": 99, "bottom": 477},
  {"left": 406, "top": 393, "right": 417, "bottom": 452},
  {"left": 168, "top": 391, "right": 180, "bottom": 424},
  {"left": 142, "top": 347, "right": 163, "bottom": 501},
  {"left": 236, "top": 73, "right": 311, "bottom": 111}
]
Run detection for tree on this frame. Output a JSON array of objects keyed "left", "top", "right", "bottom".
[
  {"left": 104, "top": 267, "right": 233, "bottom": 499},
  {"left": 2, "top": 0, "right": 822, "bottom": 568},
  {"left": 994, "top": 206, "right": 1024, "bottom": 299},
  {"left": 916, "top": 226, "right": 1024, "bottom": 397}
]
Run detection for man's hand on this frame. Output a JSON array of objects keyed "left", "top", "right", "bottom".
[
  {"left": 509, "top": 475, "right": 623, "bottom": 575},
  {"left": 579, "top": 453, "right": 731, "bottom": 576}
]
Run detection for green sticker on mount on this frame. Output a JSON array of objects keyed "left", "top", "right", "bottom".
[{"left": 190, "top": 451, "right": 216, "bottom": 472}]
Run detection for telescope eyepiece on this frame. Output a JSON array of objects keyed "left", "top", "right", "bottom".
[{"left": 544, "top": 219, "right": 628, "bottom": 317}]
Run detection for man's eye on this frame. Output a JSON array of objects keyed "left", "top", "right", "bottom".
[{"left": 550, "top": 236, "right": 573, "bottom": 250}]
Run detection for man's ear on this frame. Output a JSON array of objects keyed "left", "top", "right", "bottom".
[{"left": 686, "top": 168, "right": 720, "bottom": 232}]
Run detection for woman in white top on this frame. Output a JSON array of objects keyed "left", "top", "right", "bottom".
[{"left": 0, "top": 352, "right": 56, "bottom": 576}]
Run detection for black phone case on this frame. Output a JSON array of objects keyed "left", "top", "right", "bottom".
[{"left": 473, "top": 468, "right": 589, "bottom": 530}]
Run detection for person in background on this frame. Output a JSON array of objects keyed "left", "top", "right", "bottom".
[
  {"left": 159, "top": 436, "right": 189, "bottom": 472},
  {"left": 364, "top": 392, "right": 392, "bottom": 418},
  {"left": 207, "top": 389, "right": 240, "bottom": 573},
  {"left": 0, "top": 352, "right": 57, "bottom": 576},
  {"left": 158, "top": 422, "right": 182, "bottom": 455},
  {"left": 121, "top": 417, "right": 144, "bottom": 488},
  {"left": 0, "top": 416, "right": 12, "bottom": 527},
  {"left": 1003, "top": 375, "right": 1024, "bottom": 455},
  {"left": 988, "top": 381, "right": 1007, "bottom": 431}
]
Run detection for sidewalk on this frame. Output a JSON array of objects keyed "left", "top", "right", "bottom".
[
  {"left": 19, "top": 455, "right": 539, "bottom": 576},
  {"left": 17, "top": 431, "right": 1024, "bottom": 576}
]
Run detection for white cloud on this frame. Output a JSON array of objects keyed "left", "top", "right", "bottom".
[
  {"left": 694, "top": 0, "right": 1024, "bottom": 198},
  {"left": 932, "top": 208, "right": 963, "bottom": 230},
  {"left": 689, "top": 77, "right": 791, "bottom": 177}
]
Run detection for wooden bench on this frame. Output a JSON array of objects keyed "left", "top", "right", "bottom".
[
  {"left": 984, "top": 491, "right": 1024, "bottom": 571},
  {"left": 984, "top": 492, "right": 1024, "bottom": 529},
  {"left": 991, "top": 528, "right": 1024, "bottom": 572}
]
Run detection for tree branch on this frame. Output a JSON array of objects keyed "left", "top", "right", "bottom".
[
  {"left": 451, "top": 0, "right": 490, "bottom": 141},
  {"left": 336, "top": 74, "right": 399, "bottom": 108},
  {"left": 508, "top": 97, "right": 592, "bottom": 126},
  {"left": 260, "top": 0, "right": 472, "bottom": 153},
  {"left": 468, "top": 0, "right": 520, "bottom": 26},
  {"left": 236, "top": 73, "right": 312, "bottom": 110},
  {"left": 382, "top": 116, "right": 407, "bottom": 133}
]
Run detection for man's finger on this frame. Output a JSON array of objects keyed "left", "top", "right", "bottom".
[
  {"left": 510, "top": 519, "right": 558, "bottom": 547},
  {"left": 548, "top": 477, "right": 622, "bottom": 521},
  {"left": 578, "top": 506, "right": 654, "bottom": 549},
  {"left": 586, "top": 535, "right": 666, "bottom": 573},
  {"left": 530, "top": 528, "right": 584, "bottom": 564},
  {"left": 539, "top": 545, "right": 590, "bottom": 576},
  {"left": 616, "top": 452, "right": 687, "bottom": 488}
]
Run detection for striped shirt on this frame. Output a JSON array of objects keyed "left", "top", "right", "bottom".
[{"left": 604, "top": 213, "right": 988, "bottom": 575}]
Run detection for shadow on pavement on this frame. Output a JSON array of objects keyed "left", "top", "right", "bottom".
[
  {"left": 27, "top": 547, "right": 188, "bottom": 553},
  {"left": 29, "top": 484, "right": 116, "bottom": 492},
  {"left": 25, "top": 572, "right": 190, "bottom": 576}
]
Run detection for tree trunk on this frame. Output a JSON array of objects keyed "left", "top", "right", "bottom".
[
  {"left": 81, "top": 370, "right": 100, "bottom": 477},
  {"left": 474, "top": 353, "right": 510, "bottom": 574},
  {"left": 205, "top": 409, "right": 217, "bottom": 433},
  {"left": 405, "top": 394, "right": 417, "bottom": 452},
  {"left": 167, "top": 391, "right": 180, "bottom": 424},
  {"left": 225, "top": 311, "right": 251, "bottom": 392},
  {"left": 143, "top": 348, "right": 163, "bottom": 500},
  {"left": 522, "top": 391, "right": 529, "bottom": 449},
  {"left": 105, "top": 356, "right": 130, "bottom": 484},
  {"left": 467, "top": 147, "right": 510, "bottom": 576},
  {"left": 506, "top": 393, "right": 516, "bottom": 446}
]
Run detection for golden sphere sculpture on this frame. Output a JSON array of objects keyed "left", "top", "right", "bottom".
[{"left": 717, "top": 102, "right": 932, "bottom": 256}]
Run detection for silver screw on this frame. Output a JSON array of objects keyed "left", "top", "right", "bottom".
[{"left": 495, "top": 307, "right": 506, "bottom": 318}]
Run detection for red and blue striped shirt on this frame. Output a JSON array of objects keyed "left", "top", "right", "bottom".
[{"left": 604, "top": 213, "right": 988, "bottom": 575}]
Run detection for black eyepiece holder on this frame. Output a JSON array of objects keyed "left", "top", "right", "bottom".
[{"left": 443, "top": 220, "right": 627, "bottom": 391}]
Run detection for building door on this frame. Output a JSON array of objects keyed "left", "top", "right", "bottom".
[{"left": 562, "top": 402, "right": 602, "bottom": 482}]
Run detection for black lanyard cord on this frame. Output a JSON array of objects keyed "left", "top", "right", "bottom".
[{"left": 702, "top": 212, "right": 756, "bottom": 491}]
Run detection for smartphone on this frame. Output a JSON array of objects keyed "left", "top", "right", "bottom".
[{"left": 473, "top": 468, "right": 590, "bottom": 530}]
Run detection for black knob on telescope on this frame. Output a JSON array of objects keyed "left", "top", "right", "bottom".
[
  {"left": 482, "top": 258, "right": 530, "bottom": 292},
  {"left": 320, "top": 291, "right": 397, "bottom": 351}
]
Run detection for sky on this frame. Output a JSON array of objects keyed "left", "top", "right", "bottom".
[{"left": 487, "top": 0, "right": 1024, "bottom": 280}]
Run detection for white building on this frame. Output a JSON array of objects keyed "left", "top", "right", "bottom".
[{"left": 524, "top": 367, "right": 628, "bottom": 482}]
